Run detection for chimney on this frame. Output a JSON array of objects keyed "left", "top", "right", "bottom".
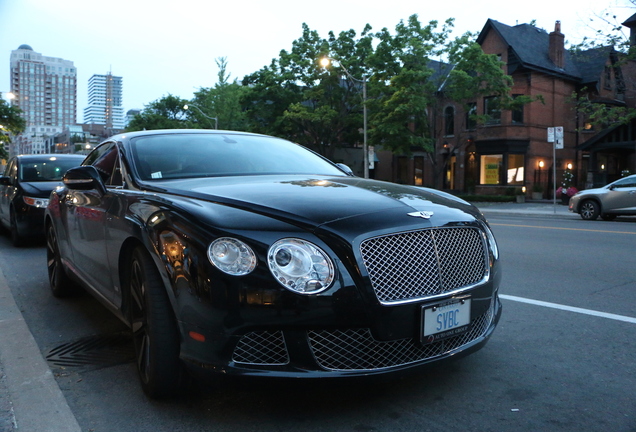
[{"left": 549, "top": 21, "right": 565, "bottom": 69}]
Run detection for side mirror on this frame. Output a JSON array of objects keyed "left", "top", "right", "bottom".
[
  {"left": 63, "top": 166, "right": 107, "bottom": 195},
  {"left": 608, "top": 185, "right": 616, "bottom": 191},
  {"left": 0, "top": 176, "right": 11, "bottom": 186},
  {"left": 336, "top": 163, "right": 355, "bottom": 176}
]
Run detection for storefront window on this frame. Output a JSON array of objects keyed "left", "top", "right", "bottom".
[
  {"left": 479, "top": 154, "right": 525, "bottom": 185},
  {"left": 480, "top": 155, "right": 502, "bottom": 184},
  {"left": 414, "top": 156, "right": 424, "bottom": 186},
  {"left": 507, "top": 154, "right": 524, "bottom": 185}
]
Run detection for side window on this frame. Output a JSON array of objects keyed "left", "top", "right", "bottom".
[
  {"left": 84, "top": 142, "right": 120, "bottom": 185},
  {"left": 4, "top": 160, "right": 15, "bottom": 178},
  {"left": 614, "top": 177, "right": 636, "bottom": 188}
]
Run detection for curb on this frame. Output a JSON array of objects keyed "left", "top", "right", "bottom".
[{"left": 0, "top": 263, "right": 81, "bottom": 432}]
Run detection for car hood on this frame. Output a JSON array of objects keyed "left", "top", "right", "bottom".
[
  {"left": 147, "top": 175, "right": 483, "bottom": 231},
  {"left": 574, "top": 186, "right": 608, "bottom": 197},
  {"left": 20, "top": 181, "right": 64, "bottom": 197}
]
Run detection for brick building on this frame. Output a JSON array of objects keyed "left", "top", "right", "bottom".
[{"left": 373, "top": 17, "right": 636, "bottom": 197}]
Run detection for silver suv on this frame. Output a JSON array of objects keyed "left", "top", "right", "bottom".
[{"left": 569, "top": 174, "right": 636, "bottom": 220}]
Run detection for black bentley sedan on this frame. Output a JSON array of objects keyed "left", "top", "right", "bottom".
[
  {"left": 45, "top": 129, "right": 502, "bottom": 398},
  {"left": 0, "top": 154, "right": 85, "bottom": 245}
]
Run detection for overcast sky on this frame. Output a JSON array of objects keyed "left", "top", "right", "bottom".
[{"left": 0, "top": 0, "right": 632, "bottom": 120}]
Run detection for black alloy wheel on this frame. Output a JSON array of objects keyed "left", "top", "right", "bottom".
[
  {"left": 46, "top": 223, "right": 74, "bottom": 297},
  {"left": 579, "top": 200, "right": 600, "bottom": 220},
  {"left": 128, "top": 247, "right": 183, "bottom": 399}
]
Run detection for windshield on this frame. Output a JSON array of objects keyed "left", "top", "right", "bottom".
[
  {"left": 130, "top": 133, "right": 345, "bottom": 181},
  {"left": 20, "top": 157, "right": 84, "bottom": 182}
]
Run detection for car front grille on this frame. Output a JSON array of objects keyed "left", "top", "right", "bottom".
[
  {"left": 360, "top": 227, "right": 488, "bottom": 304},
  {"left": 232, "top": 330, "right": 290, "bottom": 365},
  {"left": 308, "top": 301, "right": 494, "bottom": 371}
]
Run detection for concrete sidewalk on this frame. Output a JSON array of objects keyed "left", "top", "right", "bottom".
[
  {"left": 0, "top": 263, "right": 81, "bottom": 432},
  {"left": 475, "top": 200, "right": 578, "bottom": 219}
]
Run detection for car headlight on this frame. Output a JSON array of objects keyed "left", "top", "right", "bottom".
[
  {"left": 23, "top": 196, "right": 49, "bottom": 208},
  {"left": 208, "top": 237, "right": 257, "bottom": 276},
  {"left": 268, "top": 238, "right": 335, "bottom": 294}
]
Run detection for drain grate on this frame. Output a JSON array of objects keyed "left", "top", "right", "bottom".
[{"left": 46, "top": 332, "right": 135, "bottom": 370}]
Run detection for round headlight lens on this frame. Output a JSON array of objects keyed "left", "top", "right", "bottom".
[
  {"left": 267, "top": 238, "right": 335, "bottom": 294},
  {"left": 208, "top": 237, "right": 257, "bottom": 276}
]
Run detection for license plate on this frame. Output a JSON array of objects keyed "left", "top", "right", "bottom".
[{"left": 422, "top": 299, "right": 471, "bottom": 344}]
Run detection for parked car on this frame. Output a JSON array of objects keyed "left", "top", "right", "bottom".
[
  {"left": 569, "top": 174, "right": 636, "bottom": 220},
  {"left": 45, "top": 129, "right": 502, "bottom": 398},
  {"left": 0, "top": 154, "right": 85, "bottom": 245}
]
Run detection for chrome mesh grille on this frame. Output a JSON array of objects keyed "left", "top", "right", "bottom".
[
  {"left": 232, "top": 331, "right": 290, "bottom": 365},
  {"left": 308, "top": 302, "right": 494, "bottom": 371},
  {"left": 360, "top": 227, "right": 487, "bottom": 303}
]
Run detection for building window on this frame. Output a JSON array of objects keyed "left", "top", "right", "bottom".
[
  {"left": 484, "top": 96, "right": 501, "bottom": 125},
  {"left": 507, "top": 154, "right": 524, "bottom": 185},
  {"left": 511, "top": 94, "right": 524, "bottom": 124},
  {"left": 479, "top": 154, "right": 525, "bottom": 185},
  {"left": 604, "top": 66, "right": 612, "bottom": 90},
  {"left": 414, "top": 156, "right": 424, "bottom": 186},
  {"left": 480, "top": 155, "right": 503, "bottom": 184},
  {"left": 466, "top": 102, "right": 477, "bottom": 130},
  {"left": 444, "top": 106, "right": 455, "bottom": 136}
]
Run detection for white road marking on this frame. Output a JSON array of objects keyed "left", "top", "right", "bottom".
[{"left": 499, "top": 294, "right": 636, "bottom": 324}]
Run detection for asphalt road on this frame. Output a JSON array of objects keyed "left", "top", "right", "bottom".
[{"left": 0, "top": 213, "right": 635, "bottom": 431}]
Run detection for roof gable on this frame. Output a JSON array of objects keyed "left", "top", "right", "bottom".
[{"left": 477, "top": 19, "right": 581, "bottom": 80}]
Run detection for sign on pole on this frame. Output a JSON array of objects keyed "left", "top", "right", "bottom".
[
  {"left": 555, "top": 126, "right": 564, "bottom": 149},
  {"left": 547, "top": 127, "right": 555, "bottom": 143}
]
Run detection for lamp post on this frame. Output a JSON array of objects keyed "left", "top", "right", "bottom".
[
  {"left": 183, "top": 104, "right": 218, "bottom": 129},
  {"left": 320, "top": 57, "right": 369, "bottom": 179}
]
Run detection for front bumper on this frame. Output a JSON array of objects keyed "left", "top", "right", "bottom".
[{"left": 180, "top": 292, "right": 501, "bottom": 380}]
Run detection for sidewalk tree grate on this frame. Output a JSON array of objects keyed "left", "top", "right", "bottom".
[{"left": 45, "top": 332, "right": 134, "bottom": 370}]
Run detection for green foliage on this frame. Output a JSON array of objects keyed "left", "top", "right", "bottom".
[
  {"left": 190, "top": 58, "right": 248, "bottom": 131},
  {"left": 126, "top": 94, "right": 190, "bottom": 132},
  {"left": 0, "top": 95, "right": 26, "bottom": 160}
]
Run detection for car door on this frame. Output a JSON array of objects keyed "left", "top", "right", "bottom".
[
  {"left": 603, "top": 176, "right": 636, "bottom": 214},
  {"left": 65, "top": 142, "right": 123, "bottom": 303}
]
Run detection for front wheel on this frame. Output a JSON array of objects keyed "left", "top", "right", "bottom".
[
  {"left": 128, "top": 247, "right": 183, "bottom": 399},
  {"left": 10, "top": 210, "right": 23, "bottom": 247},
  {"left": 46, "top": 224, "right": 75, "bottom": 297},
  {"left": 579, "top": 200, "right": 600, "bottom": 220}
]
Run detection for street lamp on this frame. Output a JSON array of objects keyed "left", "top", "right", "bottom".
[
  {"left": 183, "top": 104, "right": 218, "bottom": 129},
  {"left": 320, "top": 57, "right": 370, "bottom": 179}
]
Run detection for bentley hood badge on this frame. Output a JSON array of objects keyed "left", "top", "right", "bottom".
[{"left": 408, "top": 210, "right": 434, "bottom": 219}]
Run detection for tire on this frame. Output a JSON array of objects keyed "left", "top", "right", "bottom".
[
  {"left": 579, "top": 200, "right": 600, "bottom": 221},
  {"left": 10, "top": 209, "right": 23, "bottom": 247},
  {"left": 601, "top": 213, "right": 617, "bottom": 221},
  {"left": 128, "top": 247, "right": 183, "bottom": 399},
  {"left": 46, "top": 223, "right": 75, "bottom": 297}
]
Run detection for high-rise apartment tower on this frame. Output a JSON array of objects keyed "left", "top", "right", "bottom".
[
  {"left": 83, "top": 72, "right": 124, "bottom": 130},
  {"left": 9, "top": 44, "right": 77, "bottom": 154}
]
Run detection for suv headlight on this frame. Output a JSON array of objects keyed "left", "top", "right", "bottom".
[
  {"left": 23, "top": 196, "right": 49, "bottom": 208},
  {"left": 268, "top": 238, "right": 335, "bottom": 294}
]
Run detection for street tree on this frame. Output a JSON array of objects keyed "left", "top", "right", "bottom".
[
  {"left": 0, "top": 95, "right": 26, "bottom": 160},
  {"left": 126, "top": 94, "right": 190, "bottom": 132},
  {"left": 569, "top": 2, "right": 636, "bottom": 129},
  {"left": 190, "top": 57, "right": 248, "bottom": 131},
  {"left": 242, "top": 23, "right": 374, "bottom": 160}
]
